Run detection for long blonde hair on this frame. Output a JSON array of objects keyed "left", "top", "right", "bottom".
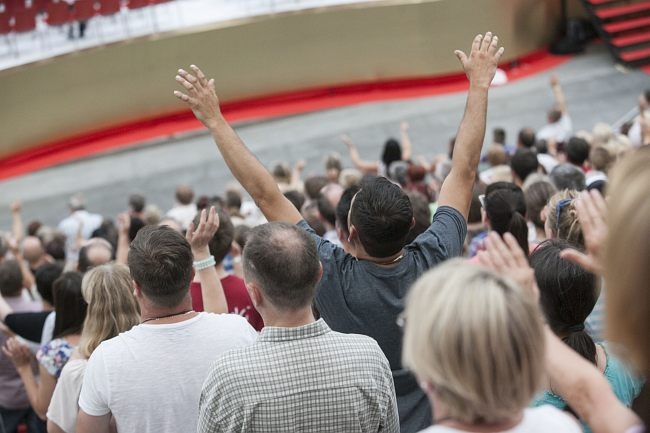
[
  {"left": 78, "top": 264, "right": 140, "bottom": 359},
  {"left": 605, "top": 146, "right": 650, "bottom": 374},
  {"left": 402, "top": 260, "right": 545, "bottom": 424}
]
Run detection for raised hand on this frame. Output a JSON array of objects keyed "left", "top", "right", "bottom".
[
  {"left": 2, "top": 337, "right": 32, "bottom": 368},
  {"left": 186, "top": 207, "right": 220, "bottom": 259},
  {"left": 340, "top": 134, "right": 355, "bottom": 149},
  {"left": 550, "top": 74, "right": 560, "bottom": 88},
  {"left": 560, "top": 190, "right": 607, "bottom": 275},
  {"left": 174, "top": 65, "right": 222, "bottom": 129},
  {"left": 477, "top": 232, "right": 538, "bottom": 300},
  {"left": 400, "top": 121, "right": 409, "bottom": 132},
  {"left": 10, "top": 201, "right": 21, "bottom": 214},
  {"left": 454, "top": 32, "right": 504, "bottom": 89},
  {"left": 117, "top": 213, "right": 130, "bottom": 237}
]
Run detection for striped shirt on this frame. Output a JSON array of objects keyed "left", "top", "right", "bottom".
[{"left": 198, "top": 319, "right": 399, "bottom": 433}]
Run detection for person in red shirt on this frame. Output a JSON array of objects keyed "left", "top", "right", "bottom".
[{"left": 189, "top": 209, "right": 263, "bottom": 331}]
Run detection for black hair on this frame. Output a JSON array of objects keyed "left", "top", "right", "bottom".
[
  {"left": 518, "top": 128, "right": 536, "bottom": 149},
  {"left": 566, "top": 137, "right": 590, "bottom": 167},
  {"left": 405, "top": 192, "right": 431, "bottom": 244},
  {"left": 530, "top": 239, "right": 599, "bottom": 365},
  {"left": 350, "top": 177, "right": 413, "bottom": 258},
  {"left": 0, "top": 260, "right": 23, "bottom": 297},
  {"left": 304, "top": 176, "right": 329, "bottom": 201},
  {"left": 196, "top": 209, "right": 234, "bottom": 266},
  {"left": 510, "top": 149, "right": 539, "bottom": 183},
  {"left": 317, "top": 196, "right": 336, "bottom": 227},
  {"left": 52, "top": 272, "right": 87, "bottom": 338},
  {"left": 34, "top": 263, "right": 63, "bottom": 305},
  {"left": 493, "top": 127, "right": 506, "bottom": 144},
  {"left": 284, "top": 190, "right": 306, "bottom": 212},
  {"left": 381, "top": 138, "right": 402, "bottom": 171},
  {"left": 128, "top": 217, "right": 146, "bottom": 243},
  {"left": 484, "top": 182, "right": 529, "bottom": 255},
  {"left": 129, "top": 194, "right": 146, "bottom": 213}
]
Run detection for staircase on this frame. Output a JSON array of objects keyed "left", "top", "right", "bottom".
[{"left": 581, "top": 0, "right": 650, "bottom": 66}]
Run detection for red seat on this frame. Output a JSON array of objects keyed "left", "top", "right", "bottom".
[
  {"left": 0, "top": 10, "right": 11, "bottom": 34},
  {"left": 13, "top": 6, "right": 36, "bottom": 32},
  {"left": 97, "top": 0, "right": 119, "bottom": 16},
  {"left": 71, "top": 0, "right": 96, "bottom": 21},
  {"left": 44, "top": 1, "right": 71, "bottom": 26},
  {"left": 2, "top": 0, "right": 24, "bottom": 14},
  {"left": 31, "top": 0, "right": 47, "bottom": 13},
  {"left": 125, "top": 0, "right": 149, "bottom": 10}
]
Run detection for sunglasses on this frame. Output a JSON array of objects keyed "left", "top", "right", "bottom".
[{"left": 555, "top": 198, "right": 572, "bottom": 232}]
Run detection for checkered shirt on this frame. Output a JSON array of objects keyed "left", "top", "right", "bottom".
[{"left": 197, "top": 319, "right": 399, "bottom": 433}]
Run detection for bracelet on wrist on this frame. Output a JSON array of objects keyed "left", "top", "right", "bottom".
[{"left": 193, "top": 255, "right": 216, "bottom": 271}]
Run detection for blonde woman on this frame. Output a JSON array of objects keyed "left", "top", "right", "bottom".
[
  {"left": 402, "top": 260, "right": 581, "bottom": 433},
  {"left": 46, "top": 264, "right": 140, "bottom": 433}
]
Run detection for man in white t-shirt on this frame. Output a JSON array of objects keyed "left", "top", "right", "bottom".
[
  {"left": 166, "top": 184, "right": 198, "bottom": 230},
  {"left": 58, "top": 194, "right": 103, "bottom": 262},
  {"left": 536, "top": 75, "right": 573, "bottom": 144},
  {"left": 76, "top": 214, "right": 257, "bottom": 433}
]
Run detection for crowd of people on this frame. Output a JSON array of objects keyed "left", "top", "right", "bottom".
[{"left": 0, "top": 31, "right": 648, "bottom": 433}]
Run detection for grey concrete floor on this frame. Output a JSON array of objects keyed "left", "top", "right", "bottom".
[{"left": 1, "top": 44, "right": 648, "bottom": 229}]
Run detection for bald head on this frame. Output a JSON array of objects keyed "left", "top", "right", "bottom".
[
  {"left": 22, "top": 236, "right": 45, "bottom": 264},
  {"left": 175, "top": 185, "right": 194, "bottom": 205},
  {"left": 78, "top": 239, "right": 113, "bottom": 273},
  {"left": 243, "top": 223, "right": 321, "bottom": 310}
]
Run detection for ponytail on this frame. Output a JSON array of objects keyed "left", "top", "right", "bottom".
[
  {"left": 562, "top": 325, "right": 597, "bottom": 365},
  {"left": 507, "top": 211, "right": 529, "bottom": 257},
  {"left": 484, "top": 184, "right": 529, "bottom": 256}
]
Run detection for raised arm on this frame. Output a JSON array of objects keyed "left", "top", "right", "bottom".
[
  {"left": 550, "top": 75, "right": 568, "bottom": 115},
  {"left": 438, "top": 32, "right": 504, "bottom": 219},
  {"left": 11, "top": 201, "right": 24, "bottom": 243},
  {"left": 399, "top": 121, "right": 412, "bottom": 161},
  {"left": 186, "top": 207, "right": 228, "bottom": 314},
  {"left": 174, "top": 66, "right": 302, "bottom": 225},
  {"left": 341, "top": 134, "right": 379, "bottom": 173}
]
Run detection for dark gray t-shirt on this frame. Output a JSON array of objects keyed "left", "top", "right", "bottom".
[{"left": 297, "top": 205, "right": 467, "bottom": 433}]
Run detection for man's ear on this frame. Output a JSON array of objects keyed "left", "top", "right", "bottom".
[
  {"left": 245, "top": 280, "right": 263, "bottom": 309},
  {"left": 410, "top": 217, "right": 416, "bottom": 230},
  {"left": 316, "top": 262, "right": 324, "bottom": 284},
  {"left": 132, "top": 280, "right": 143, "bottom": 299},
  {"left": 348, "top": 224, "right": 358, "bottom": 243}
]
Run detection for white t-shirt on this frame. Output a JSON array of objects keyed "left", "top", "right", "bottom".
[
  {"left": 47, "top": 358, "right": 87, "bottom": 433},
  {"left": 166, "top": 203, "right": 198, "bottom": 230},
  {"left": 78, "top": 313, "right": 258, "bottom": 433},
  {"left": 418, "top": 406, "right": 581, "bottom": 433},
  {"left": 58, "top": 210, "right": 104, "bottom": 260},
  {"left": 536, "top": 114, "right": 573, "bottom": 143}
]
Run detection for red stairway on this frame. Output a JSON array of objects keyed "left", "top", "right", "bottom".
[{"left": 582, "top": 0, "right": 650, "bottom": 65}]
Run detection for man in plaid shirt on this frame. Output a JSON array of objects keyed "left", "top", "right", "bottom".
[{"left": 197, "top": 222, "right": 398, "bottom": 432}]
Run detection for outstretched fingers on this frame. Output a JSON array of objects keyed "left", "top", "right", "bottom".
[
  {"left": 480, "top": 31, "right": 492, "bottom": 52},
  {"left": 471, "top": 33, "right": 483, "bottom": 53},
  {"left": 190, "top": 64, "right": 209, "bottom": 88},
  {"left": 175, "top": 73, "right": 195, "bottom": 92},
  {"left": 173, "top": 90, "right": 196, "bottom": 105}
]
